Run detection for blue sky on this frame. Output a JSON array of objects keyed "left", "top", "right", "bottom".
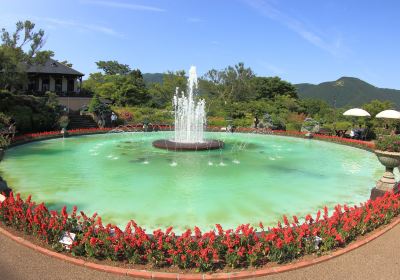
[{"left": 1, "top": 0, "right": 399, "bottom": 89}]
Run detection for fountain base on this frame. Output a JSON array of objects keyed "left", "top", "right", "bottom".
[{"left": 153, "top": 139, "right": 224, "bottom": 151}]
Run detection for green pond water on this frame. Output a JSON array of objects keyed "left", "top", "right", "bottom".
[{"left": 0, "top": 132, "right": 382, "bottom": 232}]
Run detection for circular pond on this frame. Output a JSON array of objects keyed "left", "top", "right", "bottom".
[{"left": 0, "top": 132, "right": 381, "bottom": 232}]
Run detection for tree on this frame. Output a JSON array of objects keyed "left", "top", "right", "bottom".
[
  {"left": 96, "top": 60, "right": 131, "bottom": 75},
  {"left": 111, "top": 69, "right": 150, "bottom": 106},
  {"left": 85, "top": 67, "right": 151, "bottom": 106},
  {"left": 200, "top": 70, "right": 224, "bottom": 100},
  {"left": 88, "top": 94, "right": 102, "bottom": 113},
  {"left": 82, "top": 72, "right": 105, "bottom": 94},
  {"left": 148, "top": 70, "right": 187, "bottom": 108},
  {"left": 362, "top": 100, "right": 395, "bottom": 134},
  {"left": 0, "top": 20, "right": 53, "bottom": 91},
  {"left": 221, "top": 63, "right": 255, "bottom": 102},
  {"left": 299, "top": 98, "right": 330, "bottom": 117},
  {"left": 251, "top": 76, "right": 298, "bottom": 99},
  {"left": 59, "top": 60, "right": 72, "bottom": 67},
  {"left": 362, "top": 100, "right": 394, "bottom": 117}
]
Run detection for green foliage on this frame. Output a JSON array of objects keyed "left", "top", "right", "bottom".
[
  {"left": 96, "top": 60, "right": 131, "bottom": 75},
  {"left": 286, "top": 123, "right": 300, "bottom": 131},
  {"left": 44, "top": 91, "right": 61, "bottom": 110},
  {"left": 84, "top": 68, "right": 151, "bottom": 106},
  {"left": 148, "top": 70, "right": 187, "bottom": 108},
  {"left": 252, "top": 76, "right": 297, "bottom": 99},
  {"left": 59, "top": 60, "right": 72, "bottom": 67},
  {"left": 362, "top": 100, "right": 394, "bottom": 117},
  {"left": 299, "top": 98, "right": 330, "bottom": 117},
  {"left": 0, "top": 135, "right": 10, "bottom": 149},
  {"left": 232, "top": 117, "right": 253, "bottom": 127},
  {"left": 88, "top": 94, "right": 110, "bottom": 114},
  {"left": 375, "top": 135, "right": 400, "bottom": 152},
  {"left": 203, "top": 62, "right": 256, "bottom": 103},
  {"left": 58, "top": 115, "right": 69, "bottom": 129},
  {"left": 0, "top": 20, "right": 53, "bottom": 91},
  {"left": 207, "top": 116, "right": 227, "bottom": 127},
  {"left": 113, "top": 106, "right": 173, "bottom": 124},
  {"left": 334, "top": 121, "right": 352, "bottom": 130},
  {"left": 0, "top": 112, "right": 11, "bottom": 130},
  {"left": 0, "top": 91, "right": 59, "bottom": 133}
]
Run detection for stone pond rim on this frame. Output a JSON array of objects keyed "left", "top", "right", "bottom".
[{"left": 152, "top": 139, "right": 224, "bottom": 151}]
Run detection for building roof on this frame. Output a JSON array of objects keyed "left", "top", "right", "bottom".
[{"left": 26, "top": 58, "right": 84, "bottom": 76}]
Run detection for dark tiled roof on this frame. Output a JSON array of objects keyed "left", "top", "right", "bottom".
[{"left": 26, "top": 58, "right": 84, "bottom": 76}]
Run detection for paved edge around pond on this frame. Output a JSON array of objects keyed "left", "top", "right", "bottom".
[{"left": 0, "top": 217, "right": 399, "bottom": 280}]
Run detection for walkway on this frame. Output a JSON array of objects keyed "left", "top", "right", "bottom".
[{"left": 0, "top": 225, "right": 399, "bottom": 280}]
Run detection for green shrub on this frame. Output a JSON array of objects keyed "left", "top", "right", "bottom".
[
  {"left": 375, "top": 135, "right": 400, "bottom": 152},
  {"left": 112, "top": 106, "right": 173, "bottom": 124},
  {"left": 0, "top": 135, "right": 10, "bottom": 149},
  {"left": 12, "top": 105, "right": 34, "bottom": 132},
  {"left": 334, "top": 121, "right": 352, "bottom": 131},
  {"left": 207, "top": 116, "right": 227, "bottom": 127},
  {"left": 88, "top": 94, "right": 101, "bottom": 113},
  {"left": 58, "top": 115, "right": 70, "bottom": 129},
  {"left": 232, "top": 118, "right": 252, "bottom": 127},
  {"left": 0, "top": 91, "right": 60, "bottom": 133},
  {"left": 286, "top": 122, "right": 302, "bottom": 131},
  {"left": 0, "top": 112, "right": 11, "bottom": 130}
]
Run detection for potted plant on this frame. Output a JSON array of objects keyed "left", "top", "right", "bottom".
[
  {"left": 372, "top": 135, "right": 400, "bottom": 199},
  {"left": 301, "top": 118, "right": 320, "bottom": 139},
  {"left": 0, "top": 135, "right": 10, "bottom": 161}
]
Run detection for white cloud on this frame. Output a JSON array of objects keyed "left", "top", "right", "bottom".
[
  {"left": 243, "top": 0, "right": 347, "bottom": 57},
  {"left": 34, "top": 17, "right": 122, "bottom": 37},
  {"left": 83, "top": 0, "right": 166, "bottom": 12}
]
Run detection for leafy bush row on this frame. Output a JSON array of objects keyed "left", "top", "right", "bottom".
[{"left": 375, "top": 135, "right": 400, "bottom": 152}]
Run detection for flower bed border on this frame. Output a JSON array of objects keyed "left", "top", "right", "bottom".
[
  {"left": 1, "top": 126, "right": 387, "bottom": 279},
  {"left": 0, "top": 217, "right": 398, "bottom": 279},
  {"left": 10, "top": 127, "right": 113, "bottom": 147},
  {"left": 9, "top": 127, "right": 375, "bottom": 151}
]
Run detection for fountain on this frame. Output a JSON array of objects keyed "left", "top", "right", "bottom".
[{"left": 153, "top": 66, "right": 224, "bottom": 151}]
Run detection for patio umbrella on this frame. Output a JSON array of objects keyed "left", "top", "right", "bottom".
[
  {"left": 375, "top": 110, "right": 400, "bottom": 119},
  {"left": 342, "top": 108, "right": 370, "bottom": 139},
  {"left": 343, "top": 108, "right": 371, "bottom": 117}
]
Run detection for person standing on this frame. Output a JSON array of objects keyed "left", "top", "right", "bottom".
[
  {"left": 111, "top": 112, "right": 117, "bottom": 127},
  {"left": 254, "top": 116, "right": 259, "bottom": 129}
]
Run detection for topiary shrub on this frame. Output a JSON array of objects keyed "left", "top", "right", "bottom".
[{"left": 58, "top": 115, "right": 70, "bottom": 129}]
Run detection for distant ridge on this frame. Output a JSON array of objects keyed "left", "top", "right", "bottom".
[
  {"left": 143, "top": 73, "right": 400, "bottom": 108},
  {"left": 143, "top": 73, "right": 163, "bottom": 85},
  {"left": 295, "top": 77, "right": 400, "bottom": 107}
]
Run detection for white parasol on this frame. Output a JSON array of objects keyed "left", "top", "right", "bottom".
[
  {"left": 375, "top": 110, "right": 400, "bottom": 119},
  {"left": 343, "top": 108, "right": 371, "bottom": 117}
]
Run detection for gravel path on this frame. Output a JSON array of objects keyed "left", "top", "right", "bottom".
[{"left": 0, "top": 225, "right": 399, "bottom": 280}]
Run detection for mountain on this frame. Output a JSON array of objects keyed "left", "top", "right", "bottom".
[
  {"left": 295, "top": 77, "right": 400, "bottom": 108},
  {"left": 143, "top": 73, "right": 163, "bottom": 85},
  {"left": 143, "top": 73, "right": 400, "bottom": 108}
]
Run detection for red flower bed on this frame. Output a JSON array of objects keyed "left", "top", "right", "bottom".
[
  {"left": 12, "top": 128, "right": 112, "bottom": 143},
  {"left": 205, "top": 127, "right": 375, "bottom": 150},
  {"left": 0, "top": 192, "right": 398, "bottom": 272},
  {"left": 271, "top": 130, "right": 375, "bottom": 149},
  {"left": 11, "top": 126, "right": 375, "bottom": 151}
]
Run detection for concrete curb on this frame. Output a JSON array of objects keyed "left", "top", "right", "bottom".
[{"left": 1, "top": 218, "right": 399, "bottom": 279}]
